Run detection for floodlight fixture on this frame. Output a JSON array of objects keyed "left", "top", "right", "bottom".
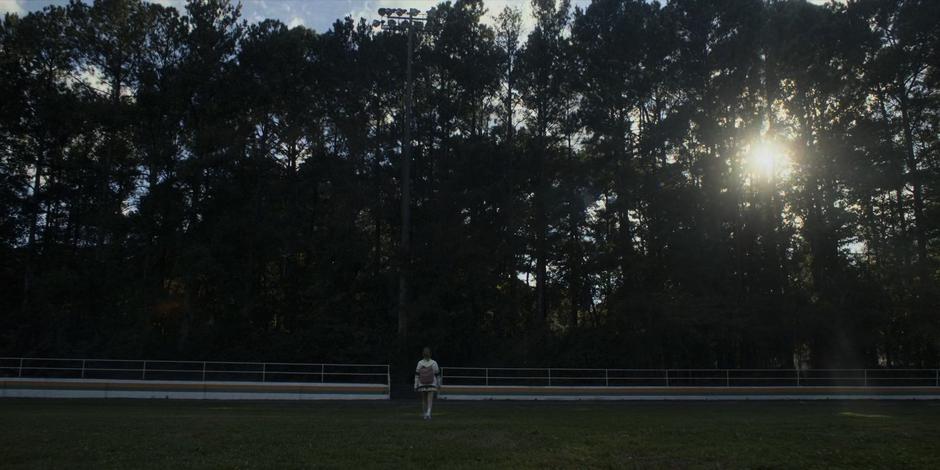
[
  {"left": 375, "top": 7, "right": 429, "bottom": 32},
  {"left": 370, "top": 5, "right": 430, "bottom": 343}
]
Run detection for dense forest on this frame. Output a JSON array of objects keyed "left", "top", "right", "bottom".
[{"left": 1, "top": 0, "right": 938, "bottom": 370}]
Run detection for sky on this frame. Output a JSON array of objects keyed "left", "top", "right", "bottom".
[
  {"left": 1, "top": 0, "right": 837, "bottom": 33},
  {"left": 0, "top": 0, "right": 604, "bottom": 34}
]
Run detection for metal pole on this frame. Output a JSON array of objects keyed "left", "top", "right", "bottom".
[
  {"left": 18, "top": 358, "right": 23, "bottom": 377},
  {"left": 665, "top": 369, "right": 669, "bottom": 387},
  {"left": 935, "top": 369, "right": 938, "bottom": 387},
  {"left": 796, "top": 369, "right": 800, "bottom": 387},
  {"left": 397, "top": 15, "right": 415, "bottom": 341},
  {"left": 81, "top": 359, "right": 86, "bottom": 379},
  {"left": 262, "top": 363, "right": 266, "bottom": 383},
  {"left": 321, "top": 364, "right": 325, "bottom": 383},
  {"left": 864, "top": 369, "right": 867, "bottom": 387},
  {"left": 202, "top": 362, "right": 206, "bottom": 382},
  {"left": 548, "top": 369, "right": 552, "bottom": 386},
  {"left": 485, "top": 368, "right": 489, "bottom": 386},
  {"left": 605, "top": 369, "right": 609, "bottom": 387},
  {"left": 142, "top": 361, "right": 147, "bottom": 380},
  {"left": 726, "top": 369, "right": 730, "bottom": 387}
]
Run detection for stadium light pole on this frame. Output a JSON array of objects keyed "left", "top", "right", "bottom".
[{"left": 373, "top": 8, "right": 430, "bottom": 344}]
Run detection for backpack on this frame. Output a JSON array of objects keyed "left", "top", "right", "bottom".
[{"left": 418, "top": 365, "right": 435, "bottom": 385}]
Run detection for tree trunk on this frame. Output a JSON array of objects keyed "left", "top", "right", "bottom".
[
  {"left": 21, "top": 144, "right": 46, "bottom": 314},
  {"left": 898, "top": 92, "right": 928, "bottom": 272}
]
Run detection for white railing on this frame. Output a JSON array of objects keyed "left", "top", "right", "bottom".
[
  {"left": 0, "top": 357, "right": 390, "bottom": 385},
  {"left": 442, "top": 367, "right": 940, "bottom": 387}
]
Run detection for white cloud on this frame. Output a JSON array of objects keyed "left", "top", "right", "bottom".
[
  {"left": 150, "top": 0, "right": 187, "bottom": 10},
  {"left": 479, "top": 0, "right": 537, "bottom": 33},
  {"left": 288, "top": 15, "right": 304, "bottom": 28},
  {"left": 352, "top": 0, "right": 594, "bottom": 36},
  {"left": 0, "top": 0, "right": 26, "bottom": 16},
  {"left": 348, "top": 0, "right": 544, "bottom": 35}
]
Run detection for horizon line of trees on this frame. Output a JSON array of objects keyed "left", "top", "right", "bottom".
[{"left": 1, "top": 0, "right": 938, "bottom": 369}]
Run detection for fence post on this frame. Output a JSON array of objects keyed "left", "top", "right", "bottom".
[
  {"left": 485, "top": 368, "right": 489, "bottom": 386},
  {"left": 262, "top": 363, "right": 266, "bottom": 382},
  {"left": 321, "top": 364, "right": 325, "bottom": 383},
  {"left": 935, "top": 369, "right": 938, "bottom": 387},
  {"left": 18, "top": 358, "right": 23, "bottom": 377},
  {"left": 605, "top": 369, "right": 609, "bottom": 387},
  {"left": 548, "top": 369, "right": 552, "bottom": 387},
  {"left": 142, "top": 361, "right": 147, "bottom": 380},
  {"left": 665, "top": 369, "right": 670, "bottom": 387},
  {"left": 864, "top": 369, "right": 868, "bottom": 387},
  {"left": 202, "top": 362, "right": 206, "bottom": 382},
  {"left": 81, "top": 359, "right": 86, "bottom": 379},
  {"left": 726, "top": 369, "right": 730, "bottom": 387}
]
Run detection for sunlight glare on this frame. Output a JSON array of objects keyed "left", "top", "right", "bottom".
[{"left": 749, "top": 141, "right": 788, "bottom": 180}]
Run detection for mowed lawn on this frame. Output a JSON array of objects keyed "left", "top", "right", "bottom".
[{"left": 1, "top": 399, "right": 939, "bottom": 469}]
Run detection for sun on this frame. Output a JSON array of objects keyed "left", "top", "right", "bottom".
[{"left": 749, "top": 141, "right": 788, "bottom": 179}]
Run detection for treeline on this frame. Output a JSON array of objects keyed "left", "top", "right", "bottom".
[{"left": 1, "top": 0, "right": 938, "bottom": 368}]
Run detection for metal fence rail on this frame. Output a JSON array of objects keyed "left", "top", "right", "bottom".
[
  {"left": 0, "top": 357, "right": 390, "bottom": 385},
  {"left": 442, "top": 367, "right": 940, "bottom": 387}
]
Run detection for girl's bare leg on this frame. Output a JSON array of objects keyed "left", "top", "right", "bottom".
[
  {"left": 421, "top": 392, "right": 428, "bottom": 416},
  {"left": 426, "top": 391, "right": 434, "bottom": 417}
]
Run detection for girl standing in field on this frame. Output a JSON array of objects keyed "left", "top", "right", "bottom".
[{"left": 414, "top": 346, "right": 440, "bottom": 420}]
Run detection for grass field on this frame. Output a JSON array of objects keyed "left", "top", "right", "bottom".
[{"left": 2, "top": 399, "right": 939, "bottom": 469}]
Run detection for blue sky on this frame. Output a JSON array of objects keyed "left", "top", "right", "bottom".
[
  {"left": 1, "top": 0, "right": 603, "bottom": 34},
  {"left": 1, "top": 0, "right": 836, "bottom": 35}
]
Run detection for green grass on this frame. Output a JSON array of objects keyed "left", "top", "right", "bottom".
[{"left": 2, "top": 399, "right": 939, "bottom": 469}]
